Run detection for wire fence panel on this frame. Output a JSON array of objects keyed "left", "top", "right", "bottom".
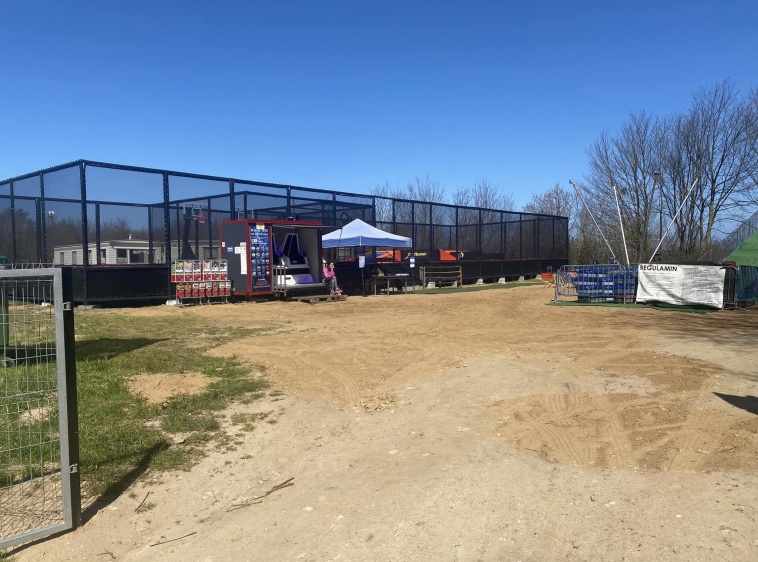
[
  {"left": 0, "top": 161, "right": 570, "bottom": 301},
  {"left": 0, "top": 268, "right": 79, "bottom": 549},
  {"left": 554, "top": 264, "right": 639, "bottom": 304}
]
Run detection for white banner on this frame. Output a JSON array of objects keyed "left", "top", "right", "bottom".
[{"left": 636, "top": 264, "right": 725, "bottom": 308}]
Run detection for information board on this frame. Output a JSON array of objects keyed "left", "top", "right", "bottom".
[
  {"left": 249, "top": 225, "right": 271, "bottom": 292},
  {"left": 636, "top": 264, "right": 725, "bottom": 308}
]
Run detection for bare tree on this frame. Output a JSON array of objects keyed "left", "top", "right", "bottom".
[
  {"left": 586, "top": 112, "right": 664, "bottom": 263},
  {"left": 661, "top": 80, "right": 757, "bottom": 259},
  {"left": 451, "top": 179, "right": 515, "bottom": 253},
  {"left": 523, "top": 183, "right": 575, "bottom": 218},
  {"left": 370, "top": 182, "right": 394, "bottom": 224},
  {"left": 452, "top": 178, "right": 514, "bottom": 211},
  {"left": 523, "top": 183, "right": 605, "bottom": 264}
]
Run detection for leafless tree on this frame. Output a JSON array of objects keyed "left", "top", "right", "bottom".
[
  {"left": 661, "top": 80, "right": 757, "bottom": 259},
  {"left": 523, "top": 182, "right": 605, "bottom": 264},
  {"left": 586, "top": 112, "right": 664, "bottom": 263},
  {"left": 523, "top": 183, "right": 575, "bottom": 219},
  {"left": 452, "top": 178, "right": 514, "bottom": 211},
  {"left": 581, "top": 80, "right": 756, "bottom": 262},
  {"left": 451, "top": 179, "right": 515, "bottom": 252}
]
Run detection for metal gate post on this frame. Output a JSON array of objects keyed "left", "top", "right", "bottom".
[{"left": 57, "top": 267, "right": 81, "bottom": 529}]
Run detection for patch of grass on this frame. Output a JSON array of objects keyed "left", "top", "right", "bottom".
[
  {"left": 150, "top": 445, "right": 202, "bottom": 471},
  {"left": 71, "top": 312, "right": 277, "bottom": 497},
  {"left": 230, "top": 411, "right": 271, "bottom": 431},
  {"left": 162, "top": 413, "right": 220, "bottom": 433}
]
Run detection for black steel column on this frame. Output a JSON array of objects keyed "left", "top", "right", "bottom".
[
  {"left": 500, "top": 213, "right": 505, "bottom": 261},
  {"left": 40, "top": 174, "right": 48, "bottom": 263},
  {"left": 163, "top": 173, "right": 172, "bottom": 297},
  {"left": 95, "top": 203, "right": 101, "bottom": 265},
  {"left": 79, "top": 163, "right": 88, "bottom": 267},
  {"left": 79, "top": 162, "right": 89, "bottom": 304},
  {"left": 148, "top": 206, "right": 154, "bottom": 264},
  {"left": 9, "top": 181, "right": 16, "bottom": 263},
  {"left": 229, "top": 180, "right": 235, "bottom": 218},
  {"left": 455, "top": 207, "right": 459, "bottom": 255},
  {"left": 411, "top": 203, "right": 415, "bottom": 253},
  {"left": 286, "top": 187, "right": 292, "bottom": 217},
  {"left": 35, "top": 199, "right": 42, "bottom": 263},
  {"left": 477, "top": 209, "right": 482, "bottom": 254},
  {"left": 519, "top": 217, "right": 523, "bottom": 276},
  {"left": 78, "top": 163, "right": 89, "bottom": 304},
  {"left": 60, "top": 266, "right": 81, "bottom": 528},
  {"left": 392, "top": 200, "right": 396, "bottom": 234},
  {"left": 332, "top": 194, "right": 338, "bottom": 227},
  {"left": 207, "top": 198, "right": 213, "bottom": 258},
  {"left": 428, "top": 203, "right": 434, "bottom": 257}
]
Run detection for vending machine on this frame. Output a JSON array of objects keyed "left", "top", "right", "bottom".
[{"left": 220, "top": 219, "right": 325, "bottom": 298}]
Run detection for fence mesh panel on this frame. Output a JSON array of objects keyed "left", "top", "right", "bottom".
[{"left": 1, "top": 274, "right": 64, "bottom": 546}]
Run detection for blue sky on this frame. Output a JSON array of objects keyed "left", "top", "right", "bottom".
[{"left": 1, "top": 0, "right": 755, "bottom": 208}]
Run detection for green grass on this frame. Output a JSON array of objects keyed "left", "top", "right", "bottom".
[
  {"left": 70, "top": 312, "right": 279, "bottom": 497},
  {"left": 549, "top": 300, "right": 716, "bottom": 313}
]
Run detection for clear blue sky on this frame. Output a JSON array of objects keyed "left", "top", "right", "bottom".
[{"left": 1, "top": 0, "right": 755, "bottom": 208}]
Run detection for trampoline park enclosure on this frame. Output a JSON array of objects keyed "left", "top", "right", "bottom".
[{"left": 0, "top": 160, "right": 569, "bottom": 302}]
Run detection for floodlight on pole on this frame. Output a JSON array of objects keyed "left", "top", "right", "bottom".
[{"left": 47, "top": 211, "right": 56, "bottom": 263}]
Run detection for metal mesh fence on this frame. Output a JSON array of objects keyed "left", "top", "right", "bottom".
[
  {"left": 0, "top": 161, "right": 570, "bottom": 289},
  {"left": 722, "top": 208, "right": 758, "bottom": 259},
  {"left": 737, "top": 266, "right": 758, "bottom": 305},
  {"left": 0, "top": 270, "right": 75, "bottom": 548},
  {"left": 554, "top": 264, "right": 639, "bottom": 304}
]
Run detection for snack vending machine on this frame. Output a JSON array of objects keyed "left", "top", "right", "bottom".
[
  {"left": 220, "top": 219, "right": 324, "bottom": 298},
  {"left": 170, "top": 259, "right": 230, "bottom": 303}
]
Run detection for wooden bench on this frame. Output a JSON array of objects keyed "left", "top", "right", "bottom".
[{"left": 291, "top": 294, "right": 347, "bottom": 304}]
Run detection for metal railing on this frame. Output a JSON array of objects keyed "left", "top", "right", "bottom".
[
  {"left": 0, "top": 268, "right": 80, "bottom": 549},
  {"left": 554, "top": 264, "right": 638, "bottom": 304},
  {"left": 421, "top": 265, "right": 462, "bottom": 288}
]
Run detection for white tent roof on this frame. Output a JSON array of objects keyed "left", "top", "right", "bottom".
[{"left": 322, "top": 219, "right": 412, "bottom": 248}]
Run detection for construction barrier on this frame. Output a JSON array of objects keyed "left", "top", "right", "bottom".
[{"left": 555, "top": 264, "right": 638, "bottom": 304}]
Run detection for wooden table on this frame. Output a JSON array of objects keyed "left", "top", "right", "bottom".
[{"left": 371, "top": 274, "right": 410, "bottom": 295}]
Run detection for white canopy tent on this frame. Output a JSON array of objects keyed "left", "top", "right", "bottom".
[{"left": 322, "top": 219, "right": 412, "bottom": 248}]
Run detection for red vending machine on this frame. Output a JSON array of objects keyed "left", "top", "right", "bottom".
[{"left": 220, "top": 219, "right": 324, "bottom": 298}]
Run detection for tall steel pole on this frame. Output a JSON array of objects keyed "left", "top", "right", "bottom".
[
  {"left": 655, "top": 171, "right": 662, "bottom": 252},
  {"left": 569, "top": 180, "right": 617, "bottom": 263}
]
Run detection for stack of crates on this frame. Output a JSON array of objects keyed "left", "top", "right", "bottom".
[{"left": 576, "top": 266, "right": 614, "bottom": 303}]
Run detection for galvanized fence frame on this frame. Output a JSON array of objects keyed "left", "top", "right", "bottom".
[
  {"left": 554, "top": 264, "right": 639, "bottom": 304},
  {"left": 0, "top": 268, "right": 80, "bottom": 549}
]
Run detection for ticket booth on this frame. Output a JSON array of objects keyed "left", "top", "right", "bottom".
[{"left": 220, "top": 219, "right": 325, "bottom": 298}]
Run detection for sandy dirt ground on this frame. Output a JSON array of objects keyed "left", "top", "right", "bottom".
[{"left": 9, "top": 285, "right": 758, "bottom": 561}]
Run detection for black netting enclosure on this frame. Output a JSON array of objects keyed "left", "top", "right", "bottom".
[{"left": 0, "top": 160, "right": 568, "bottom": 302}]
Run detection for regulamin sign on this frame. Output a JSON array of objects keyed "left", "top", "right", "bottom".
[{"left": 636, "top": 264, "right": 725, "bottom": 308}]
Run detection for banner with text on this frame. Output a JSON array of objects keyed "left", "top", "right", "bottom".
[{"left": 636, "top": 264, "right": 726, "bottom": 308}]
